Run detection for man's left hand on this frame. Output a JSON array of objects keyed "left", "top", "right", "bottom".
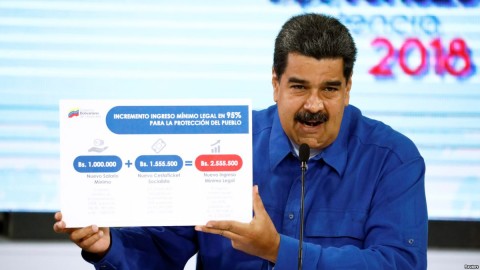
[{"left": 195, "top": 185, "right": 280, "bottom": 263}]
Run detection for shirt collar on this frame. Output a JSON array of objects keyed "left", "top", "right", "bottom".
[
  {"left": 268, "top": 105, "right": 352, "bottom": 177},
  {"left": 289, "top": 139, "right": 321, "bottom": 159},
  {"left": 269, "top": 108, "right": 294, "bottom": 169},
  {"left": 317, "top": 106, "right": 351, "bottom": 177}
]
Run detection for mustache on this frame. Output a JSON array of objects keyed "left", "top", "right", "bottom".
[{"left": 294, "top": 111, "right": 329, "bottom": 124}]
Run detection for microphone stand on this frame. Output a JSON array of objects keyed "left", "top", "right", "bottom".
[
  {"left": 298, "top": 143, "right": 309, "bottom": 270},
  {"left": 298, "top": 160, "right": 307, "bottom": 270}
]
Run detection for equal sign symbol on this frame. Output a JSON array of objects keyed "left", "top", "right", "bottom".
[{"left": 185, "top": 160, "right": 193, "bottom": 166}]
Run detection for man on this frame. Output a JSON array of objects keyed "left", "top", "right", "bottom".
[{"left": 54, "top": 13, "right": 428, "bottom": 269}]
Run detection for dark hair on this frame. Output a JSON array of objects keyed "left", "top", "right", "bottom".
[{"left": 273, "top": 13, "right": 357, "bottom": 80}]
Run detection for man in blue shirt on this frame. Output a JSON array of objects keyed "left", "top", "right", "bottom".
[{"left": 54, "top": 13, "right": 428, "bottom": 269}]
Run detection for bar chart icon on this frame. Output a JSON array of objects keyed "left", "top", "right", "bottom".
[{"left": 211, "top": 140, "right": 221, "bottom": 153}]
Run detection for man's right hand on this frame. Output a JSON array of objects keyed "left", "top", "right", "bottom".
[{"left": 53, "top": 212, "right": 111, "bottom": 257}]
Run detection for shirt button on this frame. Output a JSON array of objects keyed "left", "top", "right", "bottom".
[
  {"left": 408, "top": 239, "right": 414, "bottom": 245},
  {"left": 288, "top": 213, "right": 294, "bottom": 220}
]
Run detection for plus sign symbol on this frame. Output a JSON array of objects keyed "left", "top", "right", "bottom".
[{"left": 125, "top": 160, "right": 133, "bottom": 168}]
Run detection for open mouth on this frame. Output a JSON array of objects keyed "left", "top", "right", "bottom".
[{"left": 298, "top": 119, "right": 322, "bottom": 127}]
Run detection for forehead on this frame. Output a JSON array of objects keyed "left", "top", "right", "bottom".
[{"left": 283, "top": 53, "right": 345, "bottom": 83}]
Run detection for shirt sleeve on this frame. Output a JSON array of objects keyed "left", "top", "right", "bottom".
[
  {"left": 82, "top": 226, "right": 198, "bottom": 270},
  {"left": 274, "top": 157, "right": 428, "bottom": 270}
]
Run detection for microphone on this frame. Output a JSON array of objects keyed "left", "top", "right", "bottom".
[
  {"left": 299, "top": 143, "right": 310, "bottom": 169},
  {"left": 298, "top": 143, "right": 309, "bottom": 270}
]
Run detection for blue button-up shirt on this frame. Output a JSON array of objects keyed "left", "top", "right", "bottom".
[{"left": 85, "top": 104, "right": 428, "bottom": 269}]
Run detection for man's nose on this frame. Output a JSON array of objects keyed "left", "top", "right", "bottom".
[{"left": 303, "top": 94, "right": 324, "bottom": 112}]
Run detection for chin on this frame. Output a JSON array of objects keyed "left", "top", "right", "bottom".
[
  {"left": 299, "top": 139, "right": 327, "bottom": 150},
  {"left": 298, "top": 139, "right": 319, "bottom": 147}
]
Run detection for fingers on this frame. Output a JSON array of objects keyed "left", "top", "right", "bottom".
[
  {"left": 252, "top": 185, "right": 267, "bottom": 217},
  {"left": 194, "top": 225, "right": 225, "bottom": 238},
  {"left": 74, "top": 225, "right": 105, "bottom": 249},
  {"left": 206, "top": 221, "right": 235, "bottom": 232},
  {"left": 194, "top": 185, "right": 266, "bottom": 239},
  {"left": 52, "top": 212, "right": 110, "bottom": 255},
  {"left": 52, "top": 211, "right": 99, "bottom": 244},
  {"left": 195, "top": 185, "right": 280, "bottom": 261},
  {"left": 70, "top": 225, "right": 100, "bottom": 243},
  {"left": 53, "top": 220, "right": 67, "bottom": 233},
  {"left": 195, "top": 221, "right": 245, "bottom": 241},
  {"left": 53, "top": 212, "right": 77, "bottom": 235},
  {"left": 53, "top": 212, "right": 71, "bottom": 234}
]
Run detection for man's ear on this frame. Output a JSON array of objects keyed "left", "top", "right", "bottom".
[
  {"left": 344, "top": 74, "right": 353, "bottom": 106},
  {"left": 272, "top": 68, "right": 280, "bottom": 103}
]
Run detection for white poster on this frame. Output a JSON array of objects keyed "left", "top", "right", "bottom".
[{"left": 60, "top": 99, "right": 252, "bottom": 228}]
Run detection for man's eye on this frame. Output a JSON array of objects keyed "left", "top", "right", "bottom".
[
  {"left": 292, "top": 85, "right": 305, "bottom": 90},
  {"left": 325, "top": 87, "right": 338, "bottom": 92}
]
